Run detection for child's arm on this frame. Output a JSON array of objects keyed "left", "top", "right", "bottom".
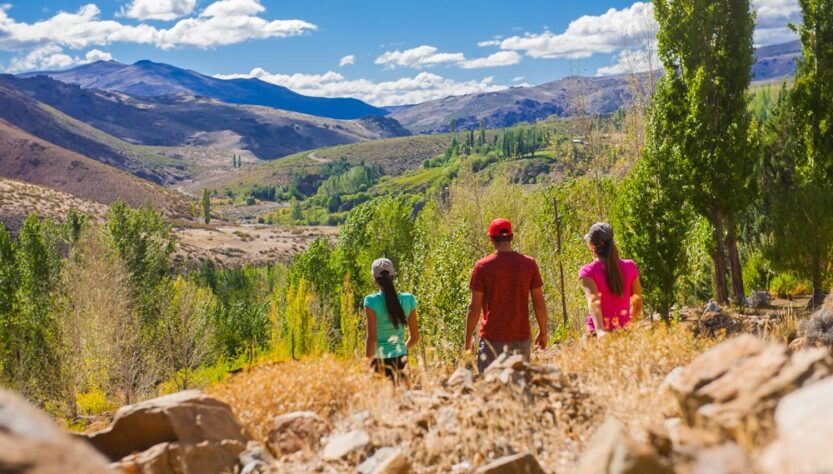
[
  {"left": 580, "top": 277, "right": 605, "bottom": 336},
  {"left": 365, "top": 307, "right": 377, "bottom": 360}
]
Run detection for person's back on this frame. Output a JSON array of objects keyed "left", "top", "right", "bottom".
[
  {"left": 465, "top": 218, "right": 548, "bottom": 373},
  {"left": 579, "top": 258, "right": 638, "bottom": 331},
  {"left": 471, "top": 251, "right": 541, "bottom": 342},
  {"left": 364, "top": 291, "right": 416, "bottom": 358},
  {"left": 579, "top": 222, "right": 642, "bottom": 335}
]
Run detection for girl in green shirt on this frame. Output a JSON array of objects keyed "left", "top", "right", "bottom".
[{"left": 364, "top": 258, "right": 420, "bottom": 385}]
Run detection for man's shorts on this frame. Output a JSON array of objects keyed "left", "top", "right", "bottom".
[{"left": 477, "top": 338, "right": 530, "bottom": 373}]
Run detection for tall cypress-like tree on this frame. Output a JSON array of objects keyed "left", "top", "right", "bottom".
[
  {"left": 202, "top": 189, "right": 211, "bottom": 225},
  {"left": 783, "top": 0, "right": 833, "bottom": 303},
  {"left": 617, "top": 76, "right": 693, "bottom": 321},
  {"left": 653, "top": 0, "right": 757, "bottom": 304}
]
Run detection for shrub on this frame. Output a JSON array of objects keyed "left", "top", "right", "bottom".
[{"left": 770, "top": 272, "right": 810, "bottom": 298}]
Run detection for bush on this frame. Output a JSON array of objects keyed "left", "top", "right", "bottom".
[{"left": 770, "top": 272, "right": 810, "bottom": 298}]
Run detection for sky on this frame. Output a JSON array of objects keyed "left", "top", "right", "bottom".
[{"left": 0, "top": 0, "right": 803, "bottom": 106}]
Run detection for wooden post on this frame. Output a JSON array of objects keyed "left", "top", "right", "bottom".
[{"left": 553, "top": 196, "right": 569, "bottom": 327}]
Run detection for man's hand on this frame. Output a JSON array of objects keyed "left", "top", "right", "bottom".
[
  {"left": 595, "top": 329, "right": 608, "bottom": 338},
  {"left": 534, "top": 331, "right": 548, "bottom": 350}
]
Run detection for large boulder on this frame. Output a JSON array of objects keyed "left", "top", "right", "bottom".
[
  {"left": 266, "top": 411, "right": 331, "bottom": 456},
  {"left": 668, "top": 335, "right": 833, "bottom": 445},
  {"left": 576, "top": 417, "right": 672, "bottom": 474},
  {"left": 321, "top": 429, "right": 371, "bottom": 461},
  {"left": 475, "top": 452, "right": 546, "bottom": 474},
  {"left": 0, "top": 389, "right": 114, "bottom": 473},
  {"left": 759, "top": 376, "right": 833, "bottom": 474},
  {"left": 87, "top": 390, "right": 250, "bottom": 461},
  {"left": 113, "top": 439, "right": 245, "bottom": 474}
]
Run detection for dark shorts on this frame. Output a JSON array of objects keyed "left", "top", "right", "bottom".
[
  {"left": 372, "top": 355, "right": 408, "bottom": 383},
  {"left": 477, "top": 339, "right": 531, "bottom": 373}
]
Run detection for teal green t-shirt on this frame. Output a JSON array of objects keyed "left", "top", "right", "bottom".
[{"left": 364, "top": 292, "right": 416, "bottom": 359}]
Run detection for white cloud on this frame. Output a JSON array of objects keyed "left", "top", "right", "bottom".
[
  {"left": 477, "top": 39, "right": 501, "bottom": 47},
  {"left": 84, "top": 48, "right": 112, "bottom": 62},
  {"left": 339, "top": 54, "right": 355, "bottom": 66},
  {"left": 4, "top": 45, "right": 113, "bottom": 73},
  {"left": 501, "top": 0, "right": 799, "bottom": 76},
  {"left": 512, "top": 76, "right": 524, "bottom": 82},
  {"left": 500, "top": 3, "right": 657, "bottom": 60},
  {"left": 595, "top": 45, "right": 658, "bottom": 76},
  {"left": 0, "top": 2, "right": 317, "bottom": 54},
  {"left": 375, "top": 44, "right": 521, "bottom": 70},
  {"left": 214, "top": 68, "right": 509, "bottom": 106},
  {"left": 375, "top": 45, "right": 465, "bottom": 69},
  {"left": 200, "top": 0, "right": 264, "bottom": 18},
  {"left": 461, "top": 51, "right": 521, "bottom": 69},
  {"left": 122, "top": 0, "right": 197, "bottom": 21}
]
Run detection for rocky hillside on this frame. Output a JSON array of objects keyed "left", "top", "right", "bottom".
[
  {"left": 0, "top": 177, "right": 108, "bottom": 234},
  {"left": 4, "top": 295, "right": 833, "bottom": 473},
  {"left": 0, "top": 118, "right": 190, "bottom": 218},
  {"left": 24, "top": 60, "right": 386, "bottom": 120}
]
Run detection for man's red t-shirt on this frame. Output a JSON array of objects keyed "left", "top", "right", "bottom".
[{"left": 469, "top": 251, "right": 543, "bottom": 343}]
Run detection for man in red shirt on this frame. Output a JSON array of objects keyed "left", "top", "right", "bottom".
[{"left": 465, "top": 218, "right": 549, "bottom": 373}]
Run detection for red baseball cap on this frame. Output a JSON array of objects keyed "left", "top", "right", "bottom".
[{"left": 488, "top": 218, "right": 513, "bottom": 237}]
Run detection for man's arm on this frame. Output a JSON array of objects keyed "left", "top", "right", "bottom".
[
  {"left": 531, "top": 287, "right": 548, "bottom": 349},
  {"left": 465, "top": 290, "right": 484, "bottom": 351}
]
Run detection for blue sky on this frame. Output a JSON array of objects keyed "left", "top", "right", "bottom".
[{"left": 0, "top": 0, "right": 802, "bottom": 106}]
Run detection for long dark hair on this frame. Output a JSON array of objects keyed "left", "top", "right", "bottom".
[
  {"left": 375, "top": 271, "right": 407, "bottom": 328},
  {"left": 595, "top": 239, "right": 624, "bottom": 296}
]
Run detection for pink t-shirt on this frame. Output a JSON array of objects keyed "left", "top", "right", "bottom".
[{"left": 578, "top": 259, "right": 639, "bottom": 332}]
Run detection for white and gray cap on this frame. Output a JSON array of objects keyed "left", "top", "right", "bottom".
[
  {"left": 584, "top": 222, "right": 614, "bottom": 244},
  {"left": 371, "top": 257, "right": 397, "bottom": 279}
]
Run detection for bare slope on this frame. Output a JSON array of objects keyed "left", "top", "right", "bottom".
[
  {"left": 0, "top": 177, "right": 109, "bottom": 233},
  {"left": 0, "top": 119, "right": 190, "bottom": 217},
  {"left": 2, "top": 75, "right": 408, "bottom": 164}
]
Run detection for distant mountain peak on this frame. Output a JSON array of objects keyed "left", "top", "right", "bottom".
[{"left": 21, "top": 59, "right": 385, "bottom": 120}]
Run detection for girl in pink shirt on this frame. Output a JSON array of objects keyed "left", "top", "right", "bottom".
[{"left": 578, "top": 222, "right": 643, "bottom": 336}]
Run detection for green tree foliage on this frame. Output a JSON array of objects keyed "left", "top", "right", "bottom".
[
  {"left": 5, "top": 215, "right": 62, "bottom": 402},
  {"left": 202, "top": 189, "right": 211, "bottom": 224},
  {"left": 616, "top": 79, "right": 694, "bottom": 319},
  {"left": 652, "top": 0, "right": 758, "bottom": 303},
  {"left": 105, "top": 201, "right": 174, "bottom": 321},
  {"left": 780, "top": 0, "right": 833, "bottom": 302},
  {"left": 157, "top": 276, "right": 220, "bottom": 390}
]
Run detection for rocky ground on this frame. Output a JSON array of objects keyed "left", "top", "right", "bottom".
[{"left": 3, "top": 297, "right": 833, "bottom": 474}]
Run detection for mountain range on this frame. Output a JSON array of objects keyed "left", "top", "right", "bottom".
[
  {"left": 22, "top": 60, "right": 386, "bottom": 120},
  {"left": 390, "top": 40, "right": 801, "bottom": 133}
]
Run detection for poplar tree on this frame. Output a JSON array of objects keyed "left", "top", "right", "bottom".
[
  {"left": 202, "top": 189, "right": 211, "bottom": 225},
  {"left": 773, "top": 0, "right": 833, "bottom": 304},
  {"left": 617, "top": 77, "right": 693, "bottom": 321},
  {"left": 653, "top": 0, "right": 757, "bottom": 304}
]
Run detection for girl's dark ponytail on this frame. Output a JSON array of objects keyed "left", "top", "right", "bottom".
[
  {"left": 597, "top": 240, "right": 624, "bottom": 296},
  {"left": 375, "top": 271, "right": 408, "bottom": 328}
]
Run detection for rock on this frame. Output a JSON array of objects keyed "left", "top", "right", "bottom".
[
  {"left": 647, "top": 418, "right": 721, "bottom": 458},
  {"left": 0, "top": 389, "right": 114, "bottom": 473},
  {"left": 748, "top": 291, "right": 771, "bottom": 308},
  {"left": 576, "top": 417, "right": 672, "bottom": 474},
  {"left": 373, "top": 450, "right": 410, "bottom": 474},
  {"left": 659, "top": 367, "right": 684, "bottom": 394},
  {"left": 446, "top": 367, "right": 474, "bottom": 389},
  {"left": 239, "top": 441, "right": 274, "bottom": 474},
  {"left": 787, "top": 337, "right": 807, "bottom": 353},
  {"left": 321, "top": 429, "right": 370, "bottom": 461},
  {"left": 266, "top": 411, "right": 331, "bottom": 456},
  {"left": 703, "top": 301, "right": 721, "bottom": 315},
  {"left": 357, "top": 447, "right": 411, "bottom": 474},
  {"left": 475, "top": 452, "right": 545, "bottom": 474},
  {"left": 692, "top": 443, "right": 753, "bottom": 474},
  {"left": 112, "top": 439, "right": 245, "bottom": 474},
  {"left": 668, "top": 335, "right": 833, "bottom": 444},
  {"left": 87, "top": 390, "right": 250, "bottom": 462},
  {"left": 759, "top": 376, "right": 833, "bottom": 474}
]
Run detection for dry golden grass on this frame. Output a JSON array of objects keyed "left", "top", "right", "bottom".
[{"left": 209, "top": 323, "right": 721, "bottom": 473}]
